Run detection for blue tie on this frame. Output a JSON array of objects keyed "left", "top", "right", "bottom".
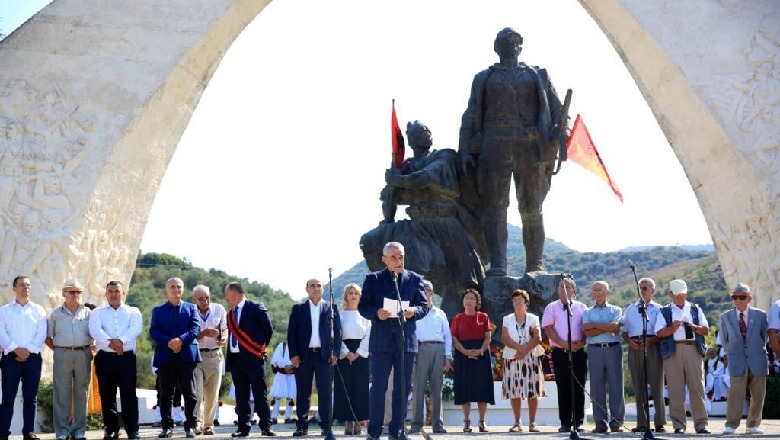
[{"left": 231, "top": 307, "right": 239, "bottom": 349}]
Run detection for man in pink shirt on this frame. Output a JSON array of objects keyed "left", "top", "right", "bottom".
[{"left": 541, "top": 276, "right": 587, "bottom": 433}]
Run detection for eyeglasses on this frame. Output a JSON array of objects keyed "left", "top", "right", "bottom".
[
  {"left": 640, "top": 287, "right": 653, "bottom": 291},
  {"left": 65, "top": 291, "right": 82, "bottom": 295},
  {"left": 731, "top": 295, "right": 748, "bottom": 301},
  {"left": 195, "top": 297, "right": 210, "bottom": 302}
]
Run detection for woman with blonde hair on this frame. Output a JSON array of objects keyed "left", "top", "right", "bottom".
[
  {"left": 501, "top": 289, "right": 546, "bottom": 433},
  {"left": 333, "top": 283, "right": 371, "bottom": 435}
]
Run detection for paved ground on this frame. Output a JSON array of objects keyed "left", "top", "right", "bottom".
[{"left": 24, "top": 418, "right": 780, "bottom": 440}]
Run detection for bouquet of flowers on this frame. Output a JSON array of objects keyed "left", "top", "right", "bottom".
[{"left": 442, "top": 371, "right": 455, "bottom": 401}]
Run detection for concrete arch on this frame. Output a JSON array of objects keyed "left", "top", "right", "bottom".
[{"left": 0, "top": 0, "right": 777, "bottom": 310}]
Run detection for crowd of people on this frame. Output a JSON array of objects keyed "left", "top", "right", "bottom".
[{"left": 1, "top": 240, "right": 780, "bottom": 439}]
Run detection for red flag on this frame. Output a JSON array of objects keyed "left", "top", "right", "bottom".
[
  {"left": 566, "top": 115, "right": 623, "bottom": 202},
  {"left": 391, "top": 99, "right": 404, "bottom": 169}
]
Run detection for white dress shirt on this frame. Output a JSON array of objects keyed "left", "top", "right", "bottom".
[
  {"left": 197, "top": 303, "right": 228, "bottom": 349},
  {"left": 308, "top": 300, "right": 322, "bottom": 348},
  {"left": 229, "top": 298, "right": 247, "bottom": 353},
  {"left": 89, "top": 303, "right": 143, "bottom": 352},
  {"left": 339, "top": 309, "right": 371, "bottom": 358},
  {"left": 0, "top": 300, "right": 47, "bottom": 354},
  {"left": 414, "top": 306, "right": 452, "bottom": 358}
]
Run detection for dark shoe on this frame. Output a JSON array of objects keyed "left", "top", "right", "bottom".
[
  {"left": 610, "top": 426, "right": 625, "bottom": 433},
  {"left": 260, "top": 428, "right": 276, "bottom": 437},
  {"left": 632, "top": 427, "right": 648, "bottom": 433},
  {"left": 128, "top": 433, "right": 141, "bottom": 440},
  {"left": 283, "top": 420, "right": 294, "bottom": 425},
  {"left": 576, "top": 426, "right": 585, "bottom": 433},
  {"left": 103, "top": 432, "right": 119, "bottom": 440},
  {"left": 292, "top": 428, "right": 308, "bottom": 437},
  {"left": 158, "top": 429, "right": 174, "bottom": 439},
  {"left": 185, "top": 429, "right": 195, "bottom": 438},
  {"left": 592, "top": 427, "right": 608, "bottom": 433},
  {"left": 674, "top": 428, "right": 685, "bottom": 434},
  {"left": 231, "top": 431, "right": 249, "bottom": 438},
  {"left": 557, "top": 425, "right": 571, "bottom": 433},
  {"left": 75, "top": 437, "right": 87, "bottom": 440},
  {"left": 214, "top": 420, "right": 221, "bottom": 427},
  {"left": 654, "top": 426, "right": 666, "bottom": 433},
  {"left": 195, "top": 430, "right": 203, "bottom": 436},
  {"left": 203, "top": 428, "right": 215, "bottom": 436},
  {"left": 478, "top": 421, "right": 487, "bottom": 433},
  {"left": 463, "top": 420, "right": 472, "bottom": 433},
  {"left": 323, "top": 431, "right": 336, "bottom": 440},
  {"left": 432, "top": 428, "right": 447, "bottom": 434},
  {"left": 24, "top": 434, "right": 41, "bottom": 440},
  {"left": 696, "top": 428, "right": 711, "bottom": 434}
]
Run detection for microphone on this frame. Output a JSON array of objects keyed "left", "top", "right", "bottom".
[{"left": 629, "top": 261, "right": 636, "bottom": 272}]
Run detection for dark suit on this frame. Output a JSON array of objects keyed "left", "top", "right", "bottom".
[
  {"left": 719, "top": 307, "right": 768, "bottom": 429},
  {"left": 149, "top": 301, "right": 202, "bottom": 430},
  {"left": 287, "top": 299, "right": 342, "bottom": 432},
  {"left": 226, "top": 299, "right": 274, "bottom": 432},
  {"left": 359, "top": 269, "right": 428, "bottom": 439}
]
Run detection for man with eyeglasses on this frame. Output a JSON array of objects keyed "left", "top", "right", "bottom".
[
  {"left": 45, "top": 279, "right": 93, "bottom": 440},
  {"left": 192, "top": 285, "right": 228, "bottom": 436},
  {"left": 88, "top": 281, "right": 143, "bottom": 440},
  {"left": 719, "top": 283, "right": 768, "bottom": 435},
  {"left": 620, "top": 278, "right": 666, "bottom": 433},
  {"left": 654, "top": 279, "right": 709, "bottom": 434},
  {"left": 0, "top": 276, "right": 48, "bottom": 440}
]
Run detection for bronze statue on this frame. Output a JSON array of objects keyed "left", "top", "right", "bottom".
[
  {"left": 361, "top": 121, "right": 485, "bottom": 317},
  {"left": 459, "top": 27, "right": 566, "bottom": 275}
]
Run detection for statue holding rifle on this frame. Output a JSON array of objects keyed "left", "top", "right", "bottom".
[{"left": 459, "top": 27, "right": 571, "bottom": 276}]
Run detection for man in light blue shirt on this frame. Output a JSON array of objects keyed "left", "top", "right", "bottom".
[
  {"left": 409, "top": 281, "right": 453, "bottom": 434},
  {"left": 582, "top": 281, "right": 624, "bottom": 433},
  {"left": 620, "top": 277, "right": 665, "bottom": 433}
]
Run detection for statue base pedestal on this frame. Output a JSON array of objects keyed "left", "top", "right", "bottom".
[{"left": 481, "top": 271, "right": 564, "bottom": 334}]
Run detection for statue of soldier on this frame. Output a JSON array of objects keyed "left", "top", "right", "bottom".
[{"left": 459, "top": 27, "right": 565, "bottom": 276}]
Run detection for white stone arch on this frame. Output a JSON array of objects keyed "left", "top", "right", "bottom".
[{"left": 0, "top": 0, "right": 777, "bottom": 310}]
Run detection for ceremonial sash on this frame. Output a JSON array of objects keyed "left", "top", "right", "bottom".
[{"left": 227, "top": 309, "right": 267, "bottom": 360}]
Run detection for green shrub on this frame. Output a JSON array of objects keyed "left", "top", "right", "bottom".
[{"left": 37, "top": 380, "right": 104, "bottom": 433}]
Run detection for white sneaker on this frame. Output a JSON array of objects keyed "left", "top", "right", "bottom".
[
  {"left": 722, "top": 427, "right": 735, "bottom": 435},
  {"left": 748, "top": 426, "right": 764, "bottom": 434}
]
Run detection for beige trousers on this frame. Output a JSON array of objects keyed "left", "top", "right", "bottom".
[
  {"left": 725, "top": 369, "right": 766, "bottom": 429},
  {"left": 195, "top": 350, "right": 224, "bottom": 430},
  {"left": 662, "top": 344, "right": 707, "bottom": 431}
]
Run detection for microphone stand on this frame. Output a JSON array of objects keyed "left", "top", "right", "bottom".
[
  {"left": 391, "top": 271, "right": 407, "bottom": 436},
  {"left": 325, "top": 268, "right": 336, "bottom": 440},
  {"left": 630, "top": 263, "right": 656, "bottom": 440},
  {"left": 561, "top": 275, "right": 587, "bottom": 440}
]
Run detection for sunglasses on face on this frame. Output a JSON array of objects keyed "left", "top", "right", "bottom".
[{"left": 731, "top": 295, "right": 748, "bottom": 301}]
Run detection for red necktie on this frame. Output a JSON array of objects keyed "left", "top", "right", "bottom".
[{"left": 739, "top": 312, "right": 747, "bottom": 342}]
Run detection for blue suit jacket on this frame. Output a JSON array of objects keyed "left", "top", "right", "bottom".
[
  {"left": 287, "top": 299, "right": 341, "bottom": 363},
  {"left": 719, "top": 307, "right": 768, "bottom": 377},
  {"left": 359, "top": 268, "right": 428, "bottom": 353},
  {"left": 226, "top": 299, "right": 274, "bottom": 371},
  {"left": 149, "top": 301, "right": 201, "bottom": 367}
]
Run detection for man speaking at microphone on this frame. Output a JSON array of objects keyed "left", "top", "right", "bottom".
[{"left": 359, "top": 242, "right": 428, "bottom": 440}]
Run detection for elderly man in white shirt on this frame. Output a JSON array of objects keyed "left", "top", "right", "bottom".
[
  {"left": 88, "top": 280, "right": 143, "bottom": 440},
  {"left": 409, "top": 280, "right": 453, "bottom": 435},
  {"left": 0, "top": 276, "right": 47, "bottom": 440},
  {"left": 192, "top": 285, "right": 228, "bottom": 436}
]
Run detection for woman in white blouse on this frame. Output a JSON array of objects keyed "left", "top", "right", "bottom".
[
  {"left": 501, "top": 289, "right": 546, "bottom": 433},
  {"left": 334, "top": 283, "right": 371, "bottom": 435}
]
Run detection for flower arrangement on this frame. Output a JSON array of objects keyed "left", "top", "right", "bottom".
[
  {"left": 490, "top": 345, "right": 503, "bottom": 381},
  {"left": 442, "top": 371, "right": 455, "bottom": 401}
]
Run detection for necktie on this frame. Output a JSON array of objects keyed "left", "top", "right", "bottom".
[
  {"left": 739, "top": 312, "right": 747, "bottom": 342},
  {"left": 231, "top": 307, "right": 239, "bottom": 349}
]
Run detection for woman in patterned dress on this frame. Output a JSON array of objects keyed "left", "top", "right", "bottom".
[{"left": 501, "top": 289, "right": 546, "bottom": 433}]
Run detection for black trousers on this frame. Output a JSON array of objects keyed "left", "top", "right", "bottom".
[
  {"left": 552, "top": 347, "right": 588, "bottom": 427},
  {"left": 294, "top": 349, "right": 333, "bottom": 432},
  {"left": 231, "top": 359, "right": 271, "bottom": 431},
  {"left": 95, "top": 351, "right": 139, "bottom": 434},
  {"left": 157, "top": 356, "right": 198, "bottom": 430},
  {"left": 0, "top": 353, "right": 42, "bottom": 435}
]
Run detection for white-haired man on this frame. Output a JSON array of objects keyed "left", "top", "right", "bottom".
[{"left": 193, "top": 285, "right": 228, "bottom": 435}]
